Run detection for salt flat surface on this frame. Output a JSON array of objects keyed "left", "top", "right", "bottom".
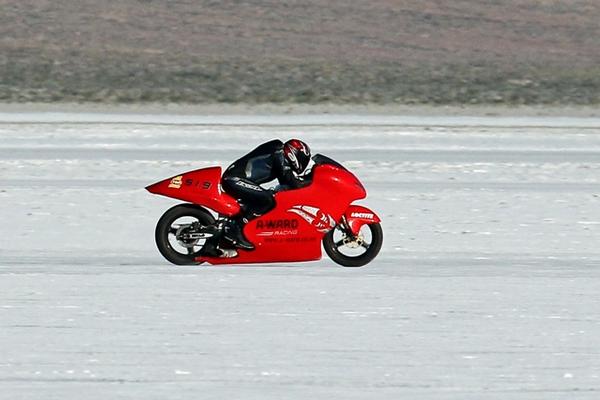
[
  {"left": 2, "top": 110, "right": 600, "bottom": 127},
  {"left": 1, "top": 113, "right": 600, "bottom": 399}
]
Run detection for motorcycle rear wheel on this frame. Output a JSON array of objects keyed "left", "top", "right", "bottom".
[
  {"left": 155, "top": 204, "right": 215, "bottom": 265},
  {"left": 323, "top": 223, "right": 383, "bottom": 267}
]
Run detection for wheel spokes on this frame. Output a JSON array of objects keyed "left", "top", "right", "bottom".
[
  {"left": 168, "top": 220, "right": 202, "bottom": 256},
  {"left": 325, "top": 222, "right": 380, "bottom": 266},
  {"left": 333, "top": 227, "right": 370, "bottom": 254}
]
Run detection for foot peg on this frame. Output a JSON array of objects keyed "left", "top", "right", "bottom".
[
  {"left": 219, "top": 248, "right": 238, "bottom": 258},
  {"left": 199, "top": 245, "right": 238, "bottom": 259}
]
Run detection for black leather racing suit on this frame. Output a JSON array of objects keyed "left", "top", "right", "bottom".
[{"left": 221, "top": 139, "right": 308, "bottom": 218}]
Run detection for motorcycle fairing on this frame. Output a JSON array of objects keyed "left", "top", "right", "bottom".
[{"left": 197, "top": 164, "right": 368, "bottom": 265}]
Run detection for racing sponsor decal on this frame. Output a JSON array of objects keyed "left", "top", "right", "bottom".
[
  {"left": 168, "top": 175, "right": 183, "bottom": 189},
  {"left": 255, "top": 230, "right": 298, "bottom": 237},
  {"left": 256, "top": 219, "right": 299, "bottom": 230},
  {"left": 262, "top": 236, "right": 317, "bottom": 244},
  {"left": 350, "top": 212, "right": 374, "bottom": 219},
  {"left": 255, "top": 219, "right": 299, "bottom": 236},
  {"left": 235, "top": 179, "right": 262, "bottom": 191},
  {"left": 287, "top": 205, "right": 336, "bottom": 232}
]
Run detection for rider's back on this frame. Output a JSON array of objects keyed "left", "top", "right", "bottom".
[{"left": 223, "top": 139, "right": 284, "bottom": 184}]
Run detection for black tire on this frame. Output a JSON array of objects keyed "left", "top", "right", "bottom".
[
  {"left": 155, "top": 204, "right": 215, "bottom": 265},
  {"left": 323, "top": 223, "right": 383, "bottom": 267}
]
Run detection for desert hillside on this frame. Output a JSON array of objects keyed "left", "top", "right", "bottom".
[{"left": 1, "top": 0, "right": 599, "bottom": 104}]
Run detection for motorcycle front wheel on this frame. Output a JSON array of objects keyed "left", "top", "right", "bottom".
[
  {"left": 323, "top": 223, "right": 383, "bottom": 267},
  {"left": 155, "top": 204, "right": 215, "bottom": 265}
]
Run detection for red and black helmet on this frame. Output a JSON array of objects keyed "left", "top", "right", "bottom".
[{"left": 283, "top": 139, "right": 311, "bottom": 174}]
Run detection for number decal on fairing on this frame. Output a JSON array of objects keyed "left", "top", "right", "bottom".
[{"left": 184, "top": 179, "right": 212, "bottom": 190}]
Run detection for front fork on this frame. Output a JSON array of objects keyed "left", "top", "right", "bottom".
[
  {"left": 338, "top": 215, "right": 356, "bottom": 238},
  {"left": 342, "top": 205, "right": 381, "bottom": 236}
]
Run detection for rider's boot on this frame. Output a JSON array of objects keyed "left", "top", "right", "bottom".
[
  {"left": 199, "top": 238, "right": 221, "bottom": 257},
  {"left": 224, "top": 217, "right": 255, "bottom": 250}
]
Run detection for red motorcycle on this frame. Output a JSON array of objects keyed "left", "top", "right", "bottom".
[{"left": 146, "top": 154, "right": 383, "bottom": 267}]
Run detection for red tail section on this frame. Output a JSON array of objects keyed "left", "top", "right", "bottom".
[{"left": 145, "top": 167, "right": 240, "bottom": 216}]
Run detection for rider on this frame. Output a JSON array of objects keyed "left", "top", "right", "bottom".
[{"left": 220, "top": 138, "right": 312, "bottom": 250}]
